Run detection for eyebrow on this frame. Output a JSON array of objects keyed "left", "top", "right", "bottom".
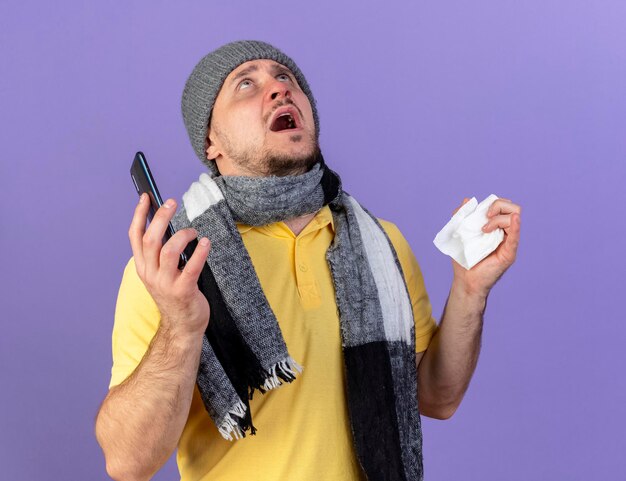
[
  {"left": 229, "top": 64, "right": 259, "bottom": 86},
  {"left": 269, "top": 63, "right": 293, "bottom": 77}
]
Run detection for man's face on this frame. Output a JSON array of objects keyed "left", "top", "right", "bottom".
[{"left": 206, "top": 59, "right": 319, "bottom": 177}]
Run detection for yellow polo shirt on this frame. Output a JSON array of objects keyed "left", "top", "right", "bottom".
[{"left": 110, "top": 205, "right": 437, "bottom": 481}]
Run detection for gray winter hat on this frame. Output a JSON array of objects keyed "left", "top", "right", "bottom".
[{"left": 181, "top": 40, "right": 319, "bottom": 166}]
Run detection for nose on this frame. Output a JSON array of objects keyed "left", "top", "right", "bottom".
[{"left": 268, "top": 78, "right": 291, "bottom": 101}]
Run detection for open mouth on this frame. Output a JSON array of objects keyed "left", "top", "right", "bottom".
[{"left": 270, "top": 111, "right": 299, "bottom": 132}]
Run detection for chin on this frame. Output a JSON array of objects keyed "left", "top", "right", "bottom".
[{"left": 264, "top": 145, "right": 321, "bottom": 177}]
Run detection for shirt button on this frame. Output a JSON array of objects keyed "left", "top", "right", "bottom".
[{"left": 299, "top": 264, "right": 308, "bottom": 272}]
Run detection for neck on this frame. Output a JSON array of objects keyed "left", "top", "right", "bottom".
[{"left": 283, "top": 212, "right": 316, "bottom": 236}]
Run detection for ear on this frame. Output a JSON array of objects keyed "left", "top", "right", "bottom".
[{"left": 205, "top": 129, "right": 220, "bottom": 160}]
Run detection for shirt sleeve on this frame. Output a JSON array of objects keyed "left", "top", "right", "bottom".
[
  {"left": 109, "top": 258, "right": 161, "bottom": 388},
  {"left": 379, "top": 220, "right": 438, "bottom": 353}
]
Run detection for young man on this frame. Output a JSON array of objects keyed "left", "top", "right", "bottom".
[{"left": 95, "top": 40, "right": 521, "bottom": 481}]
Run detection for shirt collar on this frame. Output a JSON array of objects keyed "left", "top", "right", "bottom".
[{"left": 236, "top": 205, "right": 335, "bottom": 236}]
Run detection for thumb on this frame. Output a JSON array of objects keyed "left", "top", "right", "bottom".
[{"left": 452, "top": 197, "right": 471, "bottom": 216}]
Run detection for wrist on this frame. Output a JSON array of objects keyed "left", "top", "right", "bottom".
[
  {"left": 451, "top": 263, "right": 493, "bottom": 298},
  {"left": 450, "top": 277, "right": 489, "bottom": 310},
  {"left": 158, "top": 318, "right": 206, "bottom": 347}
]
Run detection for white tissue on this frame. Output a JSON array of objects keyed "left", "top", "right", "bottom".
[{"left": 433, "top": 194, "right": 504, "bottom": 270}]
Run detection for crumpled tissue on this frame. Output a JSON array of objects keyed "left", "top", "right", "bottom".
[{"left": 433, "top": 194, "right": 504, "bottom": 270}]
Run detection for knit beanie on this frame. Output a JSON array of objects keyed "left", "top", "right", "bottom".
[{"left": 181, "top": 40, "right": 319, "bottom": 167}]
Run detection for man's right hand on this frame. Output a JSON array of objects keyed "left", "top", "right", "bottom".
[
  {"left": 96, "top": 194, "right": 212, "bottom": 481},
  {"left": 129, "top": 193, "right": 211, "bottom": 336}
]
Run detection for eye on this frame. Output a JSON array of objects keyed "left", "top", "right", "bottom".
[
  {"left": 238, "top": 79, "right": 253, "bottom": 90},
  {"left": 277, "top": 73, "right": 291, "bottom": 82}
]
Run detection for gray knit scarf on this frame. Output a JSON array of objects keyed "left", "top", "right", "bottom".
[{"left": 172, "top": 160, "right": 424, "bottom": 481}]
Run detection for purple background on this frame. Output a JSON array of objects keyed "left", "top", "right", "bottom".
[{"left": 1, "top": 0, "right": 624, "bottom": 479}]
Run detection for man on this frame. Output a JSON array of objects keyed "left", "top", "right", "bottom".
[{"left": 95, "top": 40, "right": 521, "bottom": 481}]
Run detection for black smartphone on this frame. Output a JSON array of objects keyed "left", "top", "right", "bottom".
[{"left": 130, "top": 151, "right": 190, "bottom": 268}]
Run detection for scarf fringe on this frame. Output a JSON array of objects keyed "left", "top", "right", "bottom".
[
  {"left": 218, "top": 357, "right": 303, "bottom": 441},
  {"left": 217, "top": 400, "right": 247, "bottom": 441},
  {"left": 261, "top": 356, "right": 303, "bottom": 391}
]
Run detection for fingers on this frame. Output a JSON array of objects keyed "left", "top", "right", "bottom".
[
  {"left": 499, "top": 213, "right": 521, "bottom": 263},
  {"left": 142, "top": 199, "right": 178, "bottom": 279},
  {"left": 482, "top": 214, "right": 512, "bottom": 233},
  {"left": 129, "top": 194, "right": 212, "bottom": 295},
  {"left": 179, "top": 237, "right": 212, "bottom": 287},
  {"left": 159, "top": 228, "right": 201, "bottom": 281},
  {"left": 483, "top": 198, "right": 522, "bottom": 234},
  {"left": 505, "top": 212, "right": 521, "bottom": 248},
  {"left": 129, "top": 193, "right": 150, "bottom": 274},
  {"left": 487, "top": 199, "right": 521, "bottom": 218},
  {"left": 482, "top": 212, "right": 521, "bottom": 264}
]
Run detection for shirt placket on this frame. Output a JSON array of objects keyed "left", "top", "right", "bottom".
[{"left": 294, "top": 235, "right": 321, "bottom": 309}]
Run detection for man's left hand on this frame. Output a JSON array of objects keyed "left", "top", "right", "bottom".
[{"left": 452, "top": 197, "right": 522, "bottom": 297}]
